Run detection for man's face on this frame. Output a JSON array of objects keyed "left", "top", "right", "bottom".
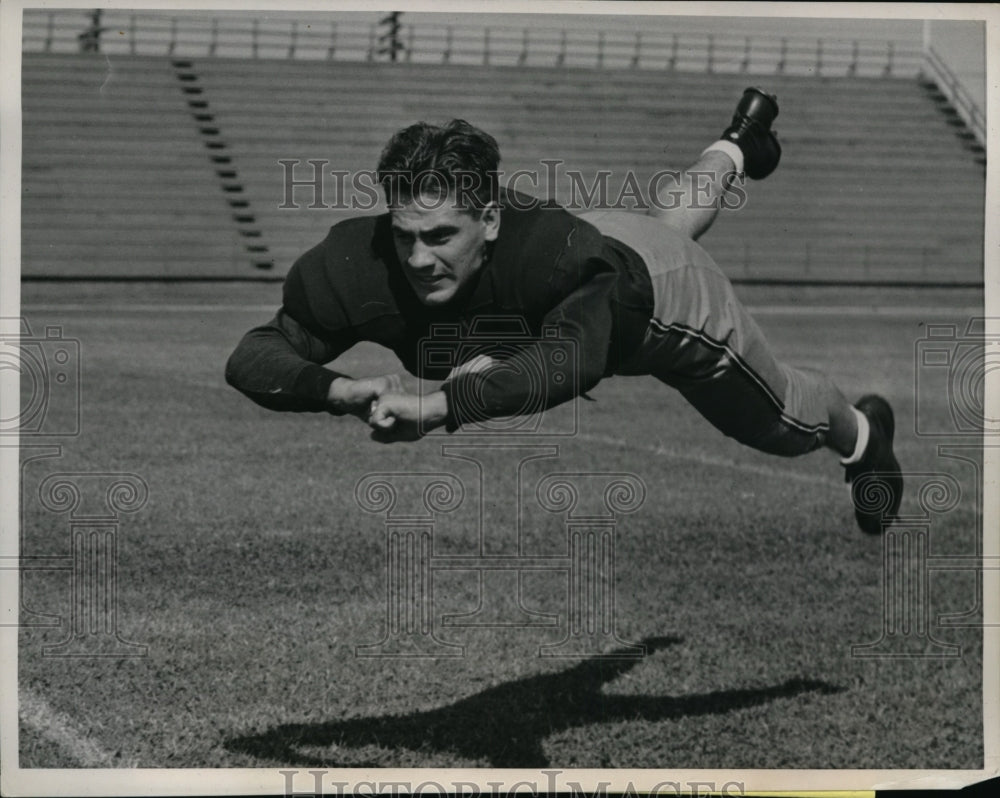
[{"left": 390, "top": 194, "right": 500, "bottom": 306}]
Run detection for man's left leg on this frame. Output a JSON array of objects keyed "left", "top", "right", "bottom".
[{"left": 648, "top": 87, "right": 781, "bottom": 241}]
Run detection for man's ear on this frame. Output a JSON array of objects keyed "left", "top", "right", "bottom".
[{"left": 481, "top": 202, "right": 500, "bottom": 242}]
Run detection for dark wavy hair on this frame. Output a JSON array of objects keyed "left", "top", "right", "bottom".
[{"left": 376, "top": 119, "right": 500, "bottom": 214}]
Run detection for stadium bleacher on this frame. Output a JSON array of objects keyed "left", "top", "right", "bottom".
[
  {"left": 22, "top": 52, "right": 985, "bottom": 282},
  {"left": 22, "top": 54, "right": 254, "bottom": 277}
]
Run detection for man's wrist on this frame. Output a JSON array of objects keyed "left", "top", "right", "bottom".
[
  {"left": 327, "top": 375, "right": 358, "bottom": 411},
  {"left": 291, "top": 364, "right": 341, "bottom": 410},
  {"left": 421, "top": 391, "right": 449, "bottom": 432}
]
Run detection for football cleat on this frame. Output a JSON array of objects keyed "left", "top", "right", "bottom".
[
  {"left": 844, "top": 395, "right": 904, "bottom": 535},
  {"left": 721, "top": 87, "right": 782, "bottom": 180}
]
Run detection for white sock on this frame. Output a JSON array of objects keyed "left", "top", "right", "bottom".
[
  {"left": 701, "top": 139, "right": 745, "bottom": 174},
  {"left": 840, "top": 407, "right": 870, "bottom": 465}
]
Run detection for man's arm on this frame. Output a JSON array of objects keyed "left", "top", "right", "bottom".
[
  {"left": 438, "top": 269, "right": 616, "bottom": 431},
  {"left": 225, "top": 309, "right": 396, "bottom": 416},
  {"left": 369, "top": 267, "right": 618, "bottom": 440}
]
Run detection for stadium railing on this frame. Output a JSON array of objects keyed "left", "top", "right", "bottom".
[
  {"left": 22, "top": 9, "right": 923, "bottom": 78},
  {"left": 920, "top": 44, "right": 986, "bottom": 146}
]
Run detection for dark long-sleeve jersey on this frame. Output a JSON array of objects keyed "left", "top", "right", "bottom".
[{"left": 225, "top": 192, "right": 654, "bottom": 430}]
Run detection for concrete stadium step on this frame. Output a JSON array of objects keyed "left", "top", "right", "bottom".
[
  {"left": 22, "top": 188, "right": 234, "bottom": 203},
  {"left": 227, "top": 98, "right": 937, "bottom": 126},
  {"left": 218, "top": 148, "right": 978, "bottom": 179},
  {"left": 230, "top": 149, "right": 978, "bottom": 173},
  {"left": 188, "top": 82, "right": 936, "bottom": 111},
  {"left": 22, "top": 259, "right": 273, "bottom": 278},
  {"left": 707, "top": 228, "right": 983, "bottom": 247},
  {"left": 21, "top": 213, "right": 243, "bottom": 229},
  {"left": 21, "top": 166, "right": 235, "bottom": 183},
  {"left": 197, "top": 104, "right": 940, "bottom": 136},
  {"left": 21, "top": 169, "right": 228, "bottom": 186},
  {"left": 233, "top": 178, "right": 982, "bottom": 212},
  {"left": 201, "top": 117, "right": 964, "bottom": 147},
  {"left": 207, "top": 94, "right": 941, "bottom": 121},
  {"left": 25, "top": 105, "right": 199, "bottom": 120},
  {"left": 21, "top": 155, "right": 214, "bottom": 170},
  {"left": 24, "top": 137, "right": 210, "bottom": 151},
  {"left": 20, "top": 71, "right": 180, "bottom": 90},
  {"left": 23, "top": 137, "right": 209, "bottom": 153},
  {"left": 22, "top": 241, "right": 247, "bottom": 257},
  {"left": 23, "top": 96, "right": 197, "bottom": 113},
  {"left": 194, "top": 59, "right": 915, "bottom": 94}
]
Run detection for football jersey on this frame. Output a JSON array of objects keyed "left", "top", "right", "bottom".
[{"left": 228, "top": 190, "right": 654, "bottom": 428}]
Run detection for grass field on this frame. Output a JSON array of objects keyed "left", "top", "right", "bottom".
[{"left": 14, "top": 280, "right": 986, "bottom": 771}]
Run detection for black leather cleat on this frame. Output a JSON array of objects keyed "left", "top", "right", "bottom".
[
  {"left": 844, "top": 395, "right": 904, "bottom": 535},
  {"left": 721, "top": 87, "right": 782, "bottom": 180}
]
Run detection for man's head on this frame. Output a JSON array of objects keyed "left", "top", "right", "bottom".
[{"left": 377, "top": 120, "right": 501, "bottom": 306}]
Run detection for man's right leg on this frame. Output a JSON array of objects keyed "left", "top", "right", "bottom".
[
  {"left": 589, "top": 211, "right": 903, "bottom": 534},
  {"left": 648, "top": 87, "right": 781, "bottom": 241},
  {"left": 637, "top": 252, "right": 902, "bottom": 534},
  {"left": 631, "top": 247, "right": 853, "bottom": 460},
  {"left": 644, "top": 284, "right": 902, "bottom": 536}
]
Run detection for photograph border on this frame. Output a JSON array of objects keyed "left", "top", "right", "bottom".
[{"left": 2, "top": 0, "right": 997, "bottom": 794}]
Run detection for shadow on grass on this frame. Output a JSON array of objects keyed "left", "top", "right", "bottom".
[{"left": 225, "top": 636, "right": 843, "bottom": 767}]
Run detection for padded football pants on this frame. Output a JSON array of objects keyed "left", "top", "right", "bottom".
[{"left": 582, "top": 210, "right": 836, "bottom": 457}]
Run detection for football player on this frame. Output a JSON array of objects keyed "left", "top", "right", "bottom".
[{"left": 226, "top": 90, "right": 902, "bottom": 534}]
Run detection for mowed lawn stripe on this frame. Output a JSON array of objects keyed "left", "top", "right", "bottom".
[
  {"left": 19, "top": 688, "right": 116, "bottom": 768},
  {"left": 576, "top": 432, "right": 838, "bottom": 487}
]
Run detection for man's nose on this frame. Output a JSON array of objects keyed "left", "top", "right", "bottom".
[{"left": 408, "top": 241, "right": 435, "bottom": 270}]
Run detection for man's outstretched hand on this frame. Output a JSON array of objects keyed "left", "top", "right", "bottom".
[
  {"left": 368, "top": 391, "right": 449, "bottom": 443},
  {"left": 327, "top": 374, "right": 404, "bottom": 420},
  {"left": 326, "top": 376, "right": 450, "bottom": 442}
]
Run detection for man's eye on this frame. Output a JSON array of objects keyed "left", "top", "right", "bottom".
[{"left": 425, "top": 234, "right": 450, "bottom": 245}]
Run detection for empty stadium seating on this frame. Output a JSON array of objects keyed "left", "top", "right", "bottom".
[
  {"left": 22, "top": 53, "right": 985, "bottom": 282},
  {"left": 22, "top": 54, "right": 255, "bottom": 277}
]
